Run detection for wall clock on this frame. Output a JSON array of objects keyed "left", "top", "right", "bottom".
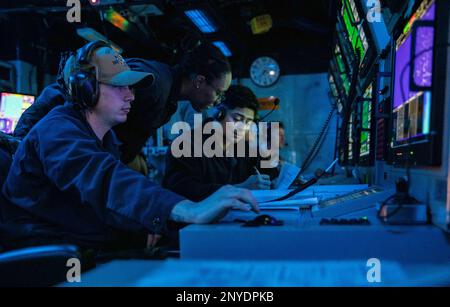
[{"left": 249, "top": 56, "right": 280, "bottom": 87}]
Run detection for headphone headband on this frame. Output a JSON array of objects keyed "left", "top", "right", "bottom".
[
  {"left": 69, "top": 41, "right": 109, "bottom": 110},
  {"left": 77, "top": 40, "right": 109, "bottom": 65}
]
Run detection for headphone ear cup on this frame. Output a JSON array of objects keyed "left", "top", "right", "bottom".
[
  {"left": 68, "top": 40, "right": 107, "bottom": 109},
  {"left": 215, "top": 105, "right": 226, "bottom": 121},
  {"left": 69, "top": 70, "right": 98, "bottom": 108}
]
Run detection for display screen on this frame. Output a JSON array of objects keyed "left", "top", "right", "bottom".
[
  {"left": 360, "top": 84, "right": 372, "bottom": 157},
  {"left": 348, "top": 112, "right": 354, "bottom": 161},
  {"left": 392, "top": 1, "right": 435, "bottom": 146},
  {"left": 328, "top": 73, "right": 339, "bottom": 99},
  {"left": 328, "top": 72, "right": 343, "bottom": 113},
  {"left": 0, "top": 92, "right": 35, "bottom": 134},
  {"left": 340, "top": 0, "right": 370, "bottom": 64},
  {"left": 333, "top": 44, "right": 351, "bottom": 96}
]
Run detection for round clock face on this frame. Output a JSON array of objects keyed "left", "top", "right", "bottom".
[{"left": 250, "top": 56, "right": 280, "bottom": 87}]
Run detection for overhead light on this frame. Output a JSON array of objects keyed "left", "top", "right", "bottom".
[
  {"left": 212, "top": 41, "right": 232, "bottom": 57},
  {"left": 104, "top": 8, "right": 130, "bottom": 32},
  {"left": 184, "top": 9, "right": 217, "bottom": 33},
  {"left": 129, "top": 4, "right": 163, "bottom": 16},
  {"left": 76, "top": 28, "right": 123, "bottom": 54},
  {"left": 89, "top": 0, "right": 125, "bottom": 5},
  {"left": 250, "top": 14, "right": 273, "bottom": 34}
]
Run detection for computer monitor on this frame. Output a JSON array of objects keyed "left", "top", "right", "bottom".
[
  {"left": 331, "top": 41, "right": 356, "bottom": 166},
  {"left": 330, "top": 33, "right": 356, "bottom": 114},
  {"left": 390, "top": 0, "right": 448, "bottom": 166},
  {"left": 338, "top": 104, "right": 357, "bottom": 166},
  {"left": 0, "top": 92, "right": 35, "bottom": 134},
  {"left": 347, "top": 109, "right": 355, "bottom": 164},
  {"left": 333, "top": 43, "right": 352, "bottom": 97},
  {"left": 356, "top": 80, "right": 376, "bottom": 165},
  {"left": 331, "top": 37, "right": 357, "bottom": 166},
  {"left": 328, "top": 71, "right": 344, "bottom": 114},
  {"left": 359, "top": 86, "right": 372, "bottom": 157},
  {"left": 339, "top": 0, "right": 376, "bottom": 76}
]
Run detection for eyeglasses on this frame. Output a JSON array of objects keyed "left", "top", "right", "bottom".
[{"left": 206, "top": 80, "right": 225, "bottom": 104}]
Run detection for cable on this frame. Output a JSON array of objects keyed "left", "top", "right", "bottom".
[
  {"left": 298, "top": 106, "right": 336, "bottom": 174},
  {"left": 258, "top": 98, "right": 279, "bottom": 122},
  {"left": 336, "top": 51, "right": 360, "bottom": 167},
  {"left": 377, "top": 175, "right": 420, "bottom": 222},
  {"left": 377, "top": 192, "right": 420, "bottom": 220},
  {"left": 396, "top": 43, "right": 450, "bottom": 188},
  {"left": 331, "top": 113, "right": 340, "bottom": 176},
  {"left": 299, "top": 44, "right": 360, "bottom": 175}
]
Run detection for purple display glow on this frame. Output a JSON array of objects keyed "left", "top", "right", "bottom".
[
  {"left": 423, "top": 2, "right": 436, "bottom": 20},
  {"left": 394, "top": 35, "right": 412, "bottom": 109},
  {"left": 393, "top": 3, "right": 435, "bottom": 109},
  {"left": 414, "top": 26, "right": 434, "bottom": 87}
]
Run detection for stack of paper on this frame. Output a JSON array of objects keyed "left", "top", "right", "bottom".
[
  {"left": 258, "top": 198, "right": 318, "bottom": 210},
  {"left": 273, "top": 162, "right": 300, "bottom": 189},
  {"left": 250, "top": 190, "right": 318, "bottom": 210}
]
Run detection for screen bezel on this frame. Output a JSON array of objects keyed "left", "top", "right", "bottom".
[
  {"left": 355, "top": 70, "right": 377, "bottom": 166},
  {"left": 0, "top": 91, "right": 36, "bottom": 135},
  {"left": 338, "top": 0, "right": 377, "bottom": 78},
  {"left": 388, "top": 0, "right": 448, "bottom": 167}
]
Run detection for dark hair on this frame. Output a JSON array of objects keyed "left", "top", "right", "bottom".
[
  {"left": 222, "top": 85, "right": 259, "bottom": 113},
  {"left": 56, "top": 51, "right": 75, "bottom": 98},
  {"left": 177, "top": 42, "right": 231, "bottom": 82}
]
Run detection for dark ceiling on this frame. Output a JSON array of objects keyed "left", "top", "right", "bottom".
[{"left": 0, "top": 0, "right": 337, "bottom": 84}]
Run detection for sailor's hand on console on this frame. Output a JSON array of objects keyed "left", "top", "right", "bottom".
[{"left": 170, "top": 185, "right": 259, "bottom": 224}]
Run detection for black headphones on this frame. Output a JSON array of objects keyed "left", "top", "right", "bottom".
[
  {"left": 213, "top": 103, "right": 227, "bottom": 121},
  {"left": 69, "top": 40, "right": 109, "bottom": 109},
  {"left": 212, "top": 102, "right": 260, "bottom": 123}
]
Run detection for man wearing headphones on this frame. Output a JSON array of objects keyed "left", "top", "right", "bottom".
[
  {"left": 163, "top": 85, "right": 273, "bottom": 202},
  {"left": 1, "top": 44, "right": 257, "bottom": 251},
  {"left": 13, "top": 41, "right": 232, "bottom": 175}
]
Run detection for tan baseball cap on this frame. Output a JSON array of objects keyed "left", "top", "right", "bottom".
[
  {"left": 63, "top": 46, "right": 153, "bottom": 87},
  {"left": 92, "top": 47, "right": 152, "bottom": 86}
]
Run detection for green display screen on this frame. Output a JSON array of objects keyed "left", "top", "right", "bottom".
[
  {"left": 328, "top": 73, "right": 344, "bottom": 114},
  {"left": 334, "top": 44, "right": 351, "bottom": 95},
  {"left": 360, "top": 84, "right": 372, "bottom": 156},
  {"left": 348, "top": 112, "right": 354, "bottom": 160},
  {"left": 340, "top": 0, "right": 369, "bottom": 64}
]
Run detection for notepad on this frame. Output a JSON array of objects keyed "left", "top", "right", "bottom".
[
  {"left": 273, "top": 162, "right": 300, "bottom": 189},
  {"left": 258, "top": 197, "right": 318, "bottom": 210},
  {"left": 249, "top": 190, "right": 318, "bottom": 210}
]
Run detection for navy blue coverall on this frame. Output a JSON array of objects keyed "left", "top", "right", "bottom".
[{"left": 2, "top": 104, "right": 184, "bottom": 250}]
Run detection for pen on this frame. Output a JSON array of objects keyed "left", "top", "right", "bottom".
[
  {"left": 254, "top": 166, "right": 271, "bottom": 192},
  {"left": 254, "top": 166, "right": 261, "bottom": 176}
]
